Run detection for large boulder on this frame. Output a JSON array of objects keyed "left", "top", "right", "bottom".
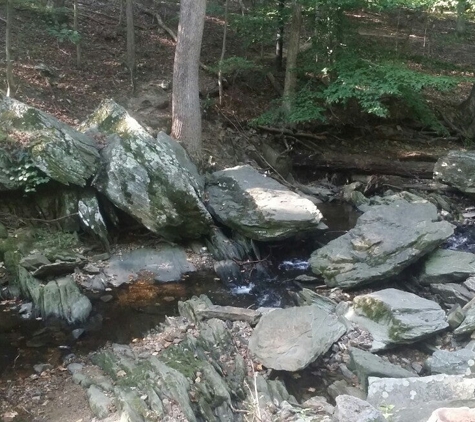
[
  {"left": 310, "top": 200, "right": 454, "bottom": 289},
  {"left": 434, "top": 151, "right": 475, "bottom": 194},
  {"left": 419, "top": 249, "right": 475, "bottom": 284},
  {"left": 81, "top": 99, "right": 212, "bottom": 240},
  {"left": 248, "top": 305, "right": 346, "bottom": 371},
  {"left": 0, "top": 97, "right": 99, "bottom": 187},
  {"left": 346, "top": 288, "right": 448, "bottom": 351},
  {"left": 206, "top": 165, "right": 323, "bottom": 241}
]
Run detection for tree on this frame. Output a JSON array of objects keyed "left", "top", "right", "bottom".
[
  {"left": 5, "top": 0, "right": 13, "bottom": 96},
  {"left": 126, "top": 0, "right": 135, "bottom": 88},
  {"left": 73, "top": 0, "right": 80, "bottom": 67},
  {"left": 171, "top": 0, "right": 206, "bottom": 165}
]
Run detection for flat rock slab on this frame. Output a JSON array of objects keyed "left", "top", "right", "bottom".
[
  {"left": 310, "top": 200, "right": 454, "bottom": 289},
  {"left": 347, "top": 288, "right": 448, "bottom": 351},
  {"left": 454, "top": 306, "right": 475, "bottom": 336},
  {"left": 333, "top": 395, "right": 385, "bottom": 422},
  {"left": 206, "top": 165, "right": 323, "bottom": 241},
  {"left": 196, "top": 305, "right": 261, "bottom": 325},
  {"left": 420, "top": 249, "right": 475, "bottom": 284},
  {"left": 104, "top": 246, "right": 195, "bottom": 286},
  {"left": 425, "top": 349, "right": 475, "bottom": 377},
  {"left": 249, "top": 305, "right": 346, "bottom": 371},
  {"left": 368, "top": 374, "right": 475, "bottom": 422},
  {"left": 434, "top": 151, "right": 475, "bottom": 194}
]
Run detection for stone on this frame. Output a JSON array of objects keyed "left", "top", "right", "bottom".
[
  {"left": 213, "top": 259, "right": 243, "bottom": 285},
  {"left": 0, "top": 222, "right": 8, "bottom": 239},
  {"left": 0, "top": 97, "right": 99, "bottom": 187},
  {"left": 32, "top": 259, "right": 86, "bottom": 279},
  {"left": 333, "top": 395, "right": 385, "bottom": 422},
  {"left": 427, "top": 407, "right": 475, "bottom": 422},
  {"left": 349, "top": 347, "right": 416, "bottom": 391},
  {"left": 206, "top": 165, "right": 323, "bottom": 241},
  {"left": 87, "top": 385, "right": 113, "bottom": 419},
  {"left": 67, "top": 363, "right": 84, "bottom": 374},
  {"left": 20, "top": 253, "right": 51, "bottom": 271},
  {"left": 434, "top": 151, "right": 475, "bottom": 194},
  {"left": 346, "top": 288, "right": 448, "bottom": 351},
  {"left": 249, "top": 305, "right": 346, "bottom": 371},
  {"left": 367, "top": 374, "right": 475, "bottom": 422},
  {"left": 83, "top": 263, "right": 100, "bottom": 274},
  {"left": 78, "top": 190, "right": 110, "bottom": 251},
  {"left": 447, "top": 304, "right": 465, "bottom": 329},
  {"left": 302, "top": 396, "right": 334, "bottom": 414},
  {"left": 288, "top": 287, "right": 337, "bottom": 312},
  {"left": 81, "top": 100, "right": 211, "bottom": 240},
  {"left": 310, "top": 200, "right": 454, "bottom": 289},
  {"left": 425, "top": 349, "right": 475, "bottom": 376},
  {"left": 33, "top": 363, "right": 52, "bottom": 373},
  {"left": 196, "top": 304, "right": 261, "bottom": 325},
  {"left": 327, "top": 379, "right": 366, "bottom": 400},
  {"left": 420, "top": 249, "right": 475, "bottom": 284},
  {"left": 454, "top": 306, "right": 475, "bottom": 336},
  {"left": 430, "top": 283, "right": 474, "bottom": 306},
  {"left": 205, "top": 227, "right": 246, "bottom": 261}
]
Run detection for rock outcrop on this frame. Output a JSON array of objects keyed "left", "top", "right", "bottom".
[{"left": 434, "top": 151, "right": 475, "bottom": 194}]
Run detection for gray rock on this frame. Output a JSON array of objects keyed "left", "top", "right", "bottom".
[
  {"left": 83, "top": 263, "right": 100, "bottom": 274},
  {"left": 41, "top": 276, "right": 92, "bottom": 324},
  {"left": 67, "top": 363, "right": 84, "bottom": 374},
  {"left": 333, "top": 395, "right": 385, "bottom": 422},
  {"left": 32, "top": 259, "right": 86, "bottom": 279},
  {"left": 464, "top": 276, "right": 475, "bottom": 293},
  {"left": 310, "top": 200, "right": 454, "bottom": 289},
  {"left": 288, "top": 287, "right": 337, "bottom": 312},
  {"left": 447, "top": 304, "right": 465, "bottom": 329},
  {"left": 206, "top": 165, "right": 323, "bottom": 241},
  {"left": 434, "top": 151, "right": 475, "bottom": 194},
  {"left": 205, "top": 227, "right": 247, "bottom": 261},
  {"left": 87, "top": 385, "right": 113, "bottom": 419},
  {"left": 104, "top": 246, "right": 195, "bottom": 287},
  {"left": 33, "top": 363, "right": 52, "bottom": 373},
  {"left": 420, "top": 249, "right": 475, "bottom": 284},
  {"left": 349, "top": 347, "right": 415, "bottom": 391},
  {"left": 0, "top": 222, "right": 7, "bottom": 238},
  {"left": 367, "top": 374, "right": 475, "bottom": 422},
  {"left": 249, "top": 305, "right": 346, "bottom": 371},
  {"left": 430, "top": 283, "right": 474, "bottom": 306},
  {"left": 302, "top": 396, "right": 334, "bottom": 414},
  {"left": 346, "top": 288, "right": 448, "bottom": 351},
  {"left": 427, "top": 407, "right": 475, "bottom": 422},
  {"left": 20, "top": 253, "right": 52, "bottom": 271},
  {"left": 196, "top": 304, "right": 261, "bottom": 325},
  {"left": 327, "top": 379, "right": 366, "bottom": 400},
  {"left": 0, "top": 97, "right": 99, "bottom": 187},
  {"left": 425, "top": 349, "right": 475, "bottom": 376},
  {"left": 454, "top": 306, "right": 475, "bottom": 336},
  {"left": 78, "top": 190, "right": 109, "bottom": 251},
  {"left": 82, "top": 100, "right": 211, "bottom": 240}
]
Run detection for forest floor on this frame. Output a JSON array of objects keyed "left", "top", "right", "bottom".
[{"left": 1, "top": 1, "right": 475, "bottom": 421}]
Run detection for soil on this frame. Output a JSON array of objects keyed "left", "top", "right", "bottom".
[{"left": 1, "top": 1, "right": 475, "bottom": 420}]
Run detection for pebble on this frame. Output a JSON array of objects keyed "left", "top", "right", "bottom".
[
  {"left": 100, "top": 295, "right": 113, "bottom": 303},
  {"left": 33, "top": 363, "right": 52, "bottom": 374},
  {"left": 67, "top": 363, "right": 84, "bottom": 374}
]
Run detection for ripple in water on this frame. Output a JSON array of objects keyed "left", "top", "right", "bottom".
[
  {"left": 444, "top": 226, "right": 475, "bottom": 253},
  {"left": 278, "top": 259, "right": 309, "bottom": 271}
]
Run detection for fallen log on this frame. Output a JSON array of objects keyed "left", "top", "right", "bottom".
[{"left": 293, "top": 151, "right": 435, "bottom": 179}]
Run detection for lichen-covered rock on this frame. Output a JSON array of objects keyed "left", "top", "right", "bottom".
[
  {"left": 310, "top": 200, "right": 454, "bottom": 289},
  {"left": 206, "top": 165, "right": 323, "bottom": 241},
  {"left": 78, "top": 190, "right": 110, "bottom": 251},
  {"left": 425, "top": 349, "right": 475, "bottom": 377},
  {"left": 81, "top": 99, "right": 212, "bottom": 240},
  {"left": 347, "top": 288, "right": 448, "bottom": 351},
  {"left": 0, "top": 97, "right": 100, "bottom": 186},
  {"left": 434, "top": 151, "right": 475, "bottom": 194}
]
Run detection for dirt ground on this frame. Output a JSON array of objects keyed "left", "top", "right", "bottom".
[{"left": 1, "top": 1, "right": 475, "bottom": 421}]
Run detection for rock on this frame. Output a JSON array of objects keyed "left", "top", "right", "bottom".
[
  {"left": 81, "top": 100, "right": 211, "bottom": 240},
  {"left": 425, "top": 349, "right": 475, "bottom": 376},
  {"left": 104, "top": 246, "right": 195, "bottom": 287},
  {"left": 430, "top": 283, "right": 474, "bottom": 306},
  {"left": 333, "top": 395, "right": 385, "bottom": 422},
  {"left": 100, "top": 294, "right": 113, "bottom": 303},
  {"left": 249, "top": 305, "right": 346, "bottom": 371},
  {"left": 434, "top": 151, "right": 475, "bottom": 194},
  {"left": 0, "top": 97, "right": 99, "bottom": 187},
  {"left": 83, "top": 263, "right": 101, "bottom": 274},
  {"left": 454, "top": 306, "right": 475, "bottom": 336},
  {"left": 310, "top": 200, "right": 454, "bottom": 289},
  {"left": 71, "top": 328, "right": 85, "bottom": 339},
  {"left": 288, "top": 287, "right": 337, "bottom": 312},
  {"left": 367, "top": 374, "right": 475, "bottom": 422},
  {"left": 205, "top": 227, "right": 247, "bottom": 261},
  {"left": 327, "top": 379, "right": 366, "bottom": 400},
  {"left": 0, "top": 223, "right": 8, "bottom": 238},
  {"left": 302, "top": 396, "right": 334, "bottom": 414},
  {"left": 349, "top": 347, "right": 416, "bottom": 391},
  {"left": 427, "top": 407, "right": 475, "bottom": 422},
  {"left": 20, "top": 253, "right": 52, "bottom": 271},
  {"left": 67, "top": 363, "right": 84, "bottom": 374},
  {"left": 40, "top": 276, "right": 92, "bottom": 324},
  {"left": 33, "top": 363, "right": 52, "bottom": 373},
  {"left": 213, "top": 259, "right": 243, "bottom": 284},
  {"left": 196, "top": 304, "right": 261, "bottom": 325},
  {"left": 206, "top": 165, "right": 323, "bottom": 241},
  {"left": 87, "top": 385, "right": 113, "bottom": 419},
  {"left": 420, "top": 249, "right": 475, "bottom": 284},
  {"left": 447, "top": 304, "right": 466, "bottom": 329},
  {"left": 32, "top": 259, "right": 85, "bottom": 278},
  {"left": 78, "top": 190, "right": 110, "bottom": 251},
  {"left": 347, "top": 288, "right": 448, "bottom": 351}
]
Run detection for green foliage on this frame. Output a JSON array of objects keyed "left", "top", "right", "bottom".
[
  {"left": 47, "top": 23, "right": 81, "bottom": 44},
  {"left": 322, "top": 54, "right": 458, "bottom": 131},
  {"left": 1, "top": 150, "right": 50, "bottom": 193}
]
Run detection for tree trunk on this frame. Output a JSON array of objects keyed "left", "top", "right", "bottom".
[
  {"left": 218, "top": 0, "right": 228, "bottom": 105},
  {"left": 458, "top": 83, "right": 475, "bottom": 138},
  {"left": 126, "top": 0, "right": 135, "bottom": 89},
  {"left": 5, "top": 0, "right": 13, "bottom": 97},
  {"left": 282, "top": 0, "right": 301, "bottom": 114},
  {"left": 275, "top": 0, "right": 284, "bottom": 71},
  {"left": 456, "top": 0, "right": 467, "bottom": 36},
  {"left": 74, "top": 0, "right": 81, "bottom": 67},
  {"left": 171, "top": 0, "right": 206, "bottom": 165}
]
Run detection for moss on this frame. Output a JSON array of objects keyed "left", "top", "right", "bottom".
[
  {"left": 388, "top": 321, "right": 410, "bottom": 342},
  {"left": 355, "top": 296, "right": 391, "bottom": 323},
  {"left": 160, "top": 345, "right": 202, "bottom": 380}
]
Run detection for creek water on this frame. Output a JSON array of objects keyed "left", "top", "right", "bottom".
[{"left": 0, "top": 202, "right": 360, "bottom": 377}]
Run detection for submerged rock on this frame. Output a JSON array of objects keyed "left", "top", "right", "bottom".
[
  {"left": 82, "top": 99, "right": 212, "bottom": 240},
  {"left": 347, "top": 288, "right": 448, "bottom": 351},
  {"left": 249, "top": 305, "right": 346, "bottom": 371},
  {"left": 0, "top": 96, "right": 99, "bottom": 187},
  {"left": 310, "top": 200, "right": 454, "bottom": 289},
  {"left": 434, "top": 151, "right": 475, "bottom": 194},
  {"left": 206, "top": 165, "right": 323, "bottom": 241}
]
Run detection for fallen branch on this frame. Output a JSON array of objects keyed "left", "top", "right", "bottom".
[
  {"left": 257, "top": 125, "right": 327, "bottom": 141},
  {"left": 266, "top": 72, "right": 283, "bottom": 95}
]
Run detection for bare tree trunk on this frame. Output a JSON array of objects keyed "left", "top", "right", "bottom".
[
  {"left": 218, "top": 0, "right": 228, "bottom": 105},
  {"left": 117, "top": 0, "right": 124, "bottom": 27},
  {"left": 282, "top": 0, "right": 301, "bottom": 114},
  {"left": 5, "top": 0, "right": 13, "bottom": 97},
  {"left": 171, "top": 0, "right": 206, "bottom": 165},
  {"left": 275, "top": 0, "right": 284, "bottom": 70},
  {"left": 126, "top": 0, "right": 135, "bottom": 89},
  {"left": 456, "top": 0, "right": 467, "bottom": 36},
  {"left": 74, "top": 0, "right": 81, "bottom": 67}
]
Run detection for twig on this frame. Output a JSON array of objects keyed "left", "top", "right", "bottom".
[
  {"left": 257, "top": 125, "right": 327, "bottom": 140},
  {"left": 25, "top": 213, "right": 79, "bottom": 223}
]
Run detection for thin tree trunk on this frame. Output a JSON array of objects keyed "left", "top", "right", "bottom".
[
  {"left": 171, "top": 0, "right": 206, "bottom": 165},
  {"left": 126, "top": 0, "right": 135, "bottom": 89},
  {"left": 275, "top": 0, "right": 284, "bottom": 70},
  {"left": 5, "top": 0, "right": 13, "bottom": 97},
  {"left": 456, "top": 0, "right": 467, "bottom": 36},
  {"left": 117, "top": 0, "right": 123, "bottom": 27},
  {"left": 282, "top": 0, "right": 301, "bottom": 114},
  {"left": 74, "top": 0, "right": 81, "bottom": 67},
  {"left": 218, "top": 0, "right": 228, "bottom": 105}
]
